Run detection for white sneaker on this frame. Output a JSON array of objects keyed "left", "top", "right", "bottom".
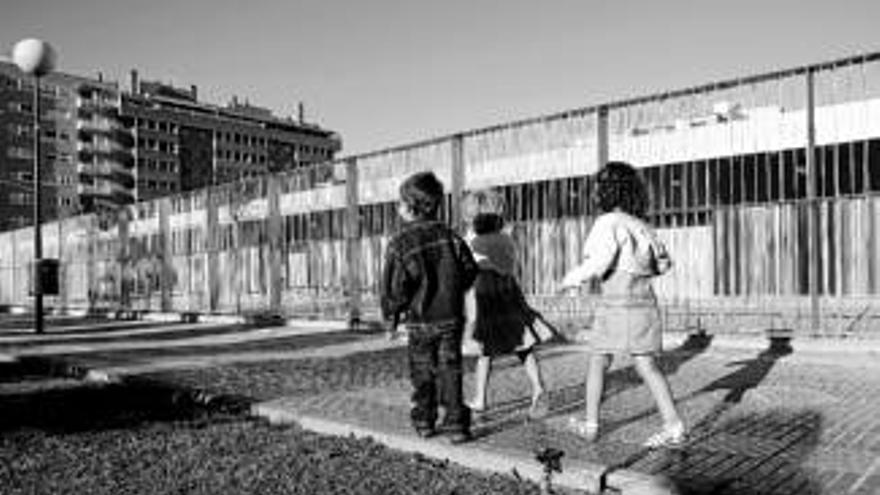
[{"left": 643, "top": 422, "right": 686, "bottom": 448}]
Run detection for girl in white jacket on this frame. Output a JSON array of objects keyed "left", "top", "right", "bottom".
[{"left": 560, "top": 161, "right": 686, "bottom": 448}]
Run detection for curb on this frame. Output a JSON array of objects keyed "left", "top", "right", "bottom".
[
  {"left": 115, "top": 311, "right": 352, "bottom": 330},
  {"left": 251, "top": 403, "right": 677, "bottom": 495}
]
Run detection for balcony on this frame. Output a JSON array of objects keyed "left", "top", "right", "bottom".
[
  {"left": 113, "top": 172, "right": 135, "bottom": 190},
  {"left": 78, "top": 162, "right": 113, "bottom": 177},
  {"left": 110, "top": 128, "right": 135, "bottom": 148},
  {"left": 77, "top": 182, "right": 113, "bottom": 197},
  {"left": 77, "top": 148, "right": 94, "bottom": 163},
  {"left": 109, "top": 149, "right": 135, "bottom": 168},
  {"left": 77, "top": 147, "right": 134, "bottom": 168},
  {"left": 78, "top": 180, "right": 135, "bottom": 207},
  {"left": 76, "top": 118, "right": 113, "bottom": 133},
  {"left": 112, "top": 188, "right": 135, "bottom": 205},
  {"left": 76, "top": 107, "right": 94, "bottom": 120},
  {"left": 77, "top": 127, "right": 97, "bottom": 142}
]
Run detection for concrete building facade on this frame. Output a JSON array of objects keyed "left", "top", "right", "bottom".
[
  {"left": 0, "top": 62, "right": 342, "bottom": 231},
  {"left": 0, "top": 61, "right": 97, "bottom": 231},
  {"left": 122, "top": 71, "right": 342, "bottom": 202}
]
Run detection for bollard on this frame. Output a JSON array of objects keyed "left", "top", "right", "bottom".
[{"left": 535, "top": 447, "right": 564, "bottom": 494}]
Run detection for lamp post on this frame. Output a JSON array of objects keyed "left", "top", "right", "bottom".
[{"left": 12, "top": 38, "right": 57, "bottom": 334}]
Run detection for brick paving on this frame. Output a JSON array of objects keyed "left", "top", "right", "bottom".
[
  {"left": 3, "top": 317, "right": 880, "bottom": 494},
  {"left": 253, "top": 336, "right": 880, "bottom": 495}
]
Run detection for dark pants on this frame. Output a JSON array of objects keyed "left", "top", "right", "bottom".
[{"left": 406, "top": 321, "right": 470, "bottom": 433}]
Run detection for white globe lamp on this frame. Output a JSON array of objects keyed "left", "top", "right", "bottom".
[{"left": 12, "top": 38, "right": 56, "bottom": 77}]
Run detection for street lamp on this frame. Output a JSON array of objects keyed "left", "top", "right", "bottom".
[{"left": 12, "top": 38, "right": 57, "bottom": 334}]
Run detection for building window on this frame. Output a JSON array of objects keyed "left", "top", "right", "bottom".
[
  {"left": 10, "top": 192, "right": 34, "bottom": 205},
  {"left": 7, "top": 146, "right": 33, "bottom": 160}
]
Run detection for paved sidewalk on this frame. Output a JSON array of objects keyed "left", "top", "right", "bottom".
[{"left": 253, "top": 334, "right": 880, "bottom": 495}]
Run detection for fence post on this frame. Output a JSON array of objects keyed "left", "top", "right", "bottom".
[
  {"left": 10, "top": 230, "right": 17, "bottom": 307},
  {"left": 205, "top": 187, "right": 219, "bottom": 313},
  {"left": 597, "top": 105, "right": 609, "bottom": 171},
  {"left": 57, "top": 219, "right": 66, "bottom": 313},
  {"left": 806, "top": 68, "right": 821, "bottom": 335},
  {"left": 345, "top": 158, "right": 361, "bottom": 326},
  {"left": 117, "top": 207, "right": 130, "bottom": 316},
  {"left": 450, "top": 134, "right": 465, "bottom": 232},
  {"left": 267, "top": 176, "right": 283, "bottom": 315},
  {"left": 158, "top": 198, "right": 173, "bottom": 313},
  {"left": 86, "top": 215, "right": 97, "bottom": 312}
]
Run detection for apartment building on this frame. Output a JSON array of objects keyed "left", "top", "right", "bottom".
[
  {"left": 122, "top": 71, "right": 342, "bottom": 202},
  {"left": 0, "top": 62, "right": 342, "bottom": 230},
  {"left": 0, "top": 61, "right": 96, "bottom": 231}
]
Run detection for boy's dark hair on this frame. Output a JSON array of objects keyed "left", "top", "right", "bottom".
[
  {"left": 593, "top": 161, "right": 650, "bottom": 217},
  {"left": 472, "top": 213, "right": 504, "bottom": 235},
  {"left": 400, "top": 171, "right": 444, "bottom": 219}
]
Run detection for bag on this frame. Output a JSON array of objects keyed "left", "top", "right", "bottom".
[{"left": 520, "top": 310, "right": 562, "bottom": 349}]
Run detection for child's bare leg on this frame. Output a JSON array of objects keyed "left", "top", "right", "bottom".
[
  {"left": 632, "top": 354, "right": 682, "bottom": 427},
  {"left": 585, "top": 353, "right": 611, "bottom": 425},
  {"left": 522, "top": 352, "right": 545, "bottom": 401},
  {"left": 469, "top": 356, "right": 491, "bottom": 410}
]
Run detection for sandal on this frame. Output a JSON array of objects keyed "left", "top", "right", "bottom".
[
  {"left": 567, "top": 418, "right": 599, "bottom": 441},
  {"left": 528, "top": 392, "right": 550, "bottom": 419},
  {"left": 643, "top": 422, "right": 687, "bottom": 448}
]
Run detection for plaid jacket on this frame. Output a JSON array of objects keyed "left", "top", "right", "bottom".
[{"left": 381, "top": 219, "right": 478, "bottom": 326}]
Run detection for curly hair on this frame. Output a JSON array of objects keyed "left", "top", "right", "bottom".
[
  {"left": 399, "top": 171, "right": 444, "bottom": 219},
  {"left": 593, "top": 161, "right": 650, "bottom": 217}
]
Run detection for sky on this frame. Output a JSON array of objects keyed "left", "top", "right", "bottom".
[{"left": 2, "top": 0, "right": 878, "bottom": 155}]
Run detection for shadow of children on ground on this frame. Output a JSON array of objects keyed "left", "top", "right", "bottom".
[
  {"left": 470, "top": 332, "right": 714, "bottom": 438},
  {"left": 697, "top": 335, "right": 793, "bottom": 405},
  {"left": 547, "top": 331, "right": 714, "bottom": 419},
  {"left": 605, "top": 337, "right": 823, "bottom": 494}
]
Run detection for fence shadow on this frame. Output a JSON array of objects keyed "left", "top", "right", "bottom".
[
  {"left": 640, "top": 409, "right": 822, "bottom": 495},
  {"left": 598, "top": 334, "right": 793, "bottom": 438},
  {"left": 605, "top": 336, "right": 822, "bottom": 494}
]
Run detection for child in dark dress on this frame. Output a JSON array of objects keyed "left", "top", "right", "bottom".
[{"left": 462, "top": 189, "right": 548, "bottom": 418}]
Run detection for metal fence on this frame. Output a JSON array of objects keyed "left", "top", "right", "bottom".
[{"left": 2, "top": 50, "right": 880, "bottom": 337}]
